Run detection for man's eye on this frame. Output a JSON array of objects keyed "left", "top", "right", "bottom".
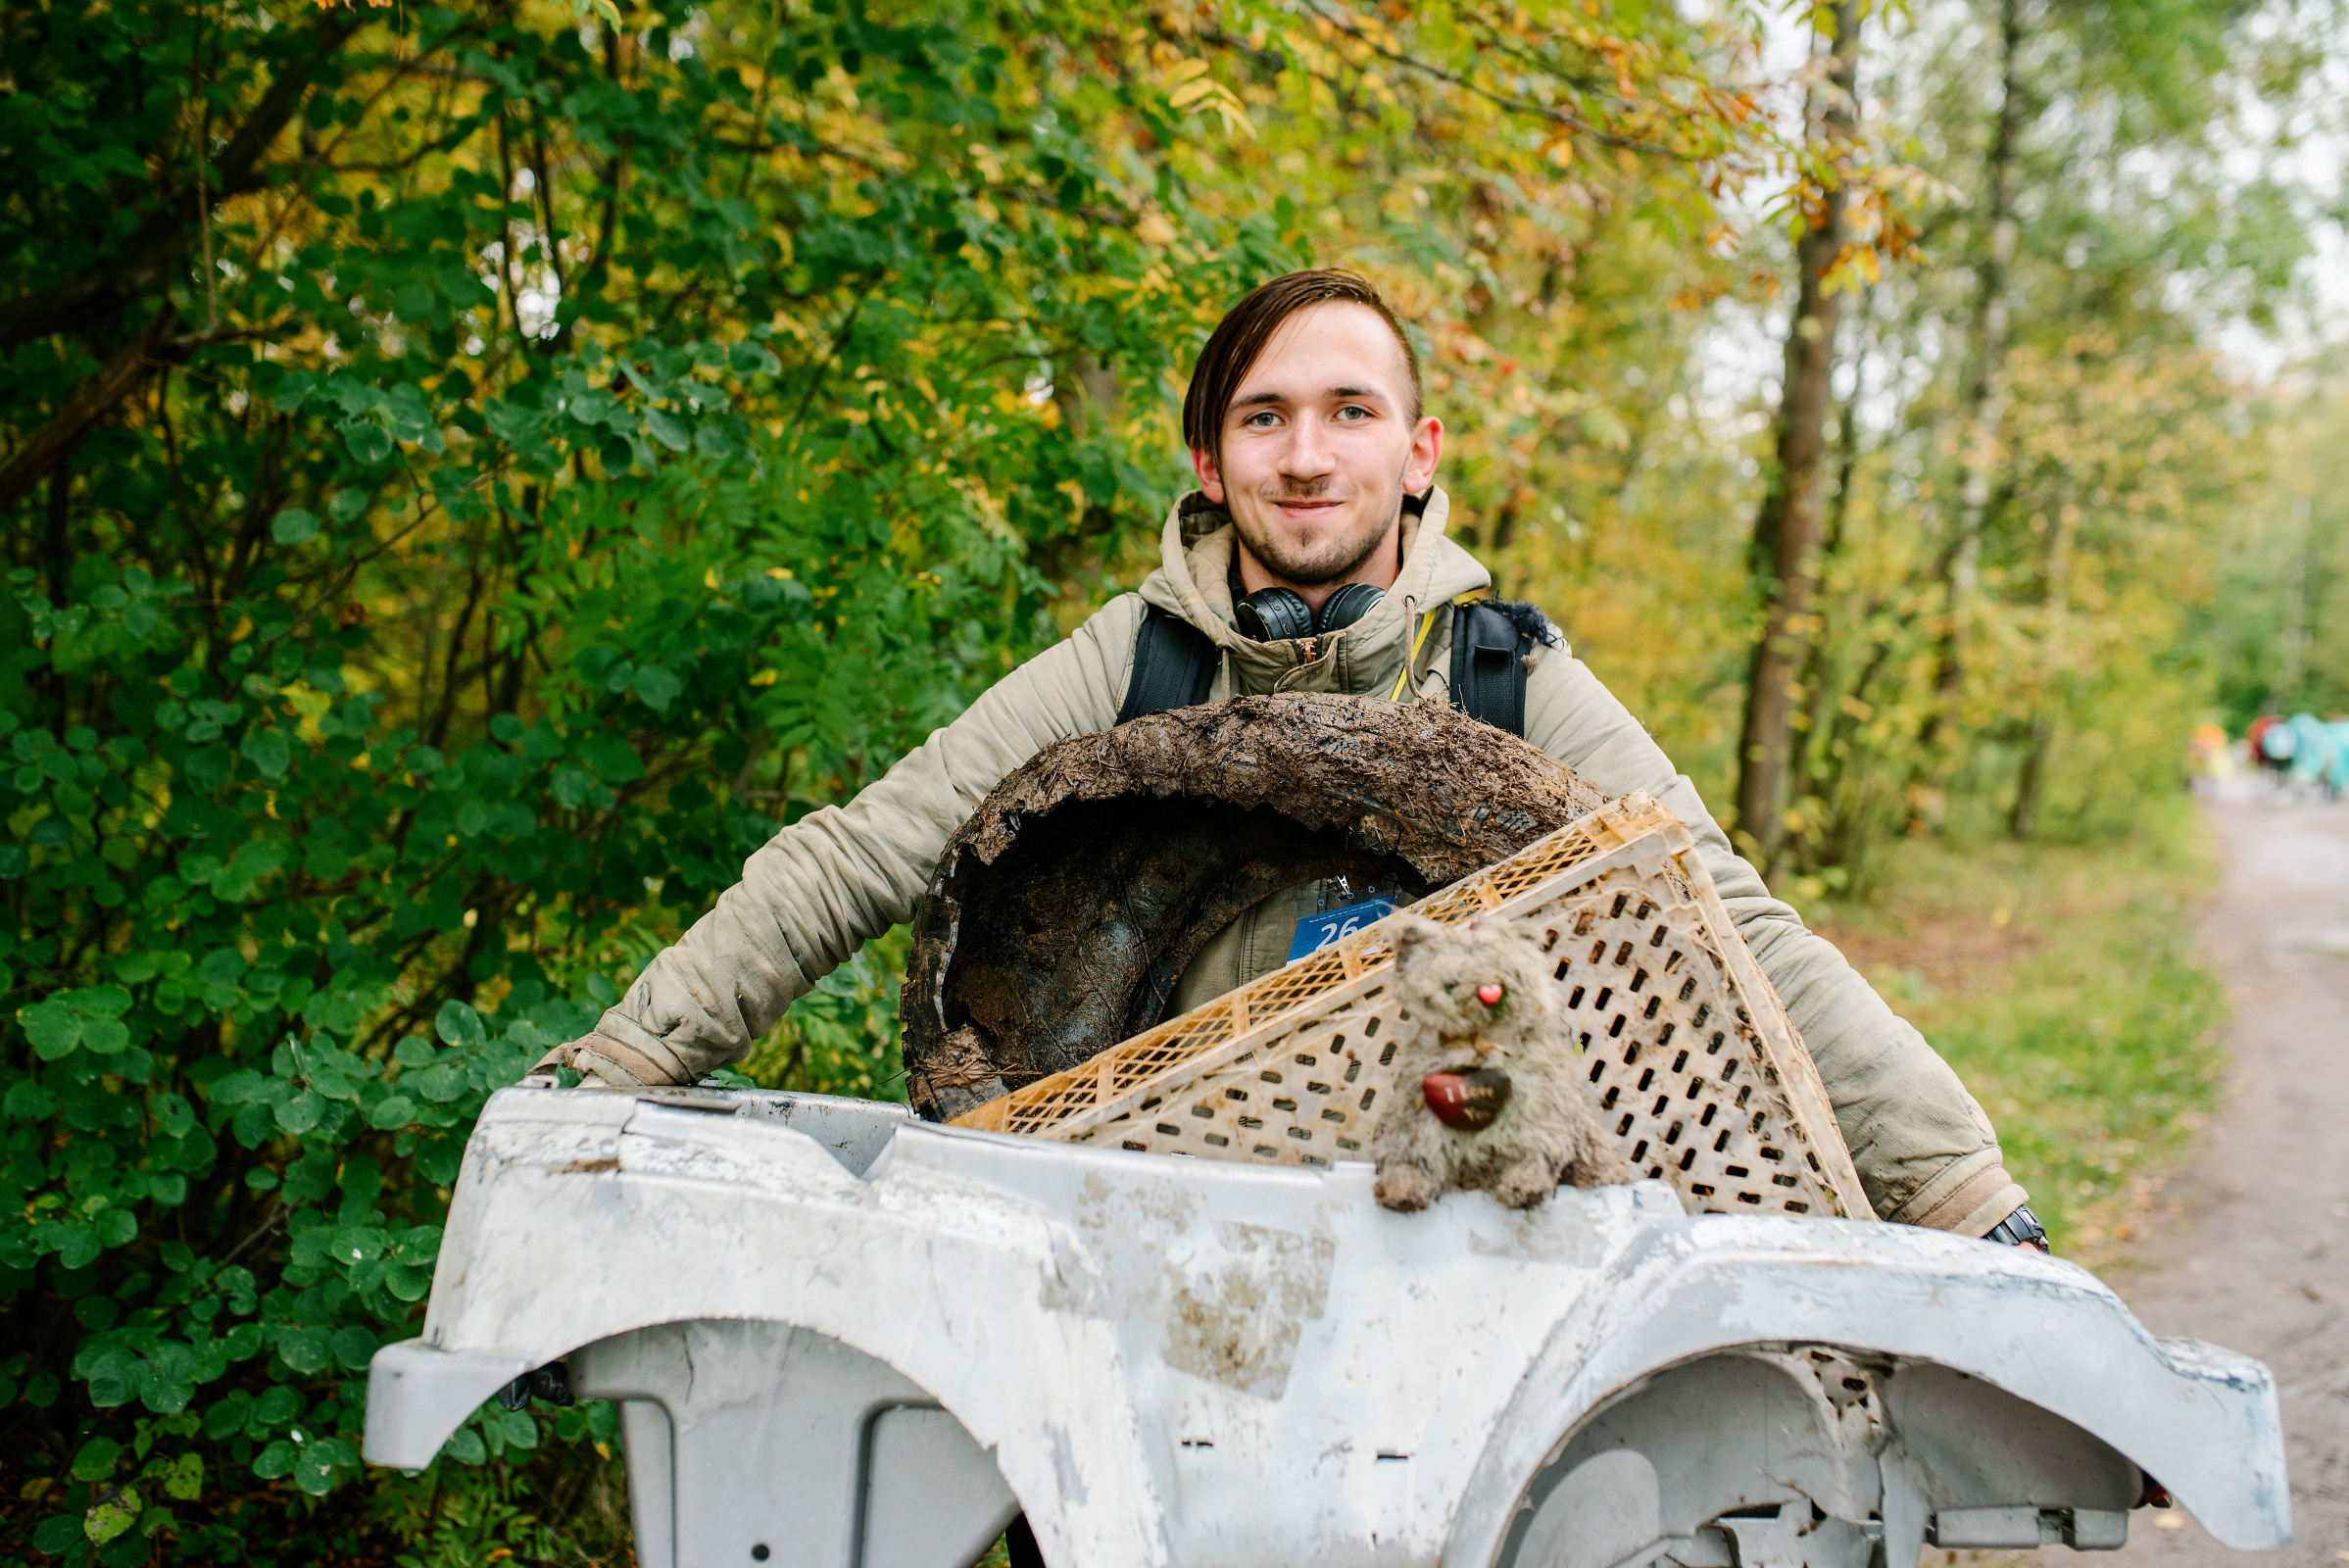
[
  {"left": 1243, "top": 411, "right": 1280, "bottom": 427},
  {"left": 1336, "top": 405, "right": 1372, "bottom": 421}
]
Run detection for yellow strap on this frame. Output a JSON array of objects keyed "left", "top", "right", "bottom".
[{"left": 1389, "top": 606, "right": 1445, "bottom": 702}]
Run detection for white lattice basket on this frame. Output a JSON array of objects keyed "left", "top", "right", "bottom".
[{"left": 955, "top": 794, "right": 1875, "bottom": 1220}]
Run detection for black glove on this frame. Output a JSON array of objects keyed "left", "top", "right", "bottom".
[
  {"left": 497, "top": 1361, "right": 575, "bottom": 1412},
  {"left": 1985, "top": 1204, "right": 2050, "bottom": 1252}
]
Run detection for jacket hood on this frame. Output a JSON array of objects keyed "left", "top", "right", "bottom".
[{"left": 1136, "top": 485, "right": 1492, "bottom": 698}]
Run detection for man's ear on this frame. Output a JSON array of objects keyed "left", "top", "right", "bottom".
[
  {"left": 1403, "top": 416, "right": 1444, "bottom": 495},
  {"left": 1192, "top": 446, "right": 1227, "bottom": 505}
]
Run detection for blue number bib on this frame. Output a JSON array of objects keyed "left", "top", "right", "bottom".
[{"left": 1286, "top": 897, "right": 1397, "bottom": 963}]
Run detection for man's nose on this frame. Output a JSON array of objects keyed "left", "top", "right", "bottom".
[{"left": 1281, "top": 416, "right": 1338, "bottom": 480}]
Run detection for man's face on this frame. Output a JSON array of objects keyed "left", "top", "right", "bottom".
[{"left": 1193, "top": 301, "right": 1444, "bottom": 590}]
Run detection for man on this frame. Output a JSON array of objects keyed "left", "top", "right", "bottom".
[{"left": 534, "top": 270, "right": 2044, "bottom": 1246}]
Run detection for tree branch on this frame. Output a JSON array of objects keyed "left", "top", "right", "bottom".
[
  {"left": 0, "top": 10, "right": 366, "bottom": 353},
  {"left": 0, "top": 306, "right": 177, "bottom": 513},
  {"left": 1297, "top": 0, "right": 1685, "bottom": 159},
  {"left": 0, "top": 312, "right": 286, "bottom": 514}
]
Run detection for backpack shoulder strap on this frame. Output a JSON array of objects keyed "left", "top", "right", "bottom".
[
  {"left": 1117, "top": 604, "right": 1219, "bottom": 723},
  {"left": 1450, "top": 598, "right": 1537, "bottom": 736}
]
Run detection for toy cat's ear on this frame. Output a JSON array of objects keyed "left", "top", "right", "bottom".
[{"left": 1387, "top": 911, "right": 1443, "bottom": 967}]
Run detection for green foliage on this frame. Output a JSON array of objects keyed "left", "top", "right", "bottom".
[
  {"left": 1539, "top": 0, "right": 2329, "bottom": 871},
  {"left": 0, "top": 0, "right": 1310, "bottom": 1553},
  {"left": 2199, "top": 368, "right": 2349, "bottom": 728},
  {"left": 732, "top": 925, "right": 911, "bottom": 1101},
  {"left": 369, "top": 1429, "right": 633, "bottom": 1568}
]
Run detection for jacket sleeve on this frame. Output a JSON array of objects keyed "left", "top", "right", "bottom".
[
  {"left": 564, "top": 594, "right": 1148, "bottom": 1086},
  {"left": 1520, "top": 648, "right": 2027, "bottom": 1235}
]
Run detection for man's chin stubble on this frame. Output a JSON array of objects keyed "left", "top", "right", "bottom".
[{"left": 1239, "top": 497, "right": 1398, "bottom": 586}]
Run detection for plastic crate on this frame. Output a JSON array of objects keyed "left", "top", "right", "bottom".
[{"left": 954, "top": 793, "right": 1873, "bottom": 1220}]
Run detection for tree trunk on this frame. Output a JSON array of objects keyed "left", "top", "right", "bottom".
[
  {"left": 1787, "top": 282, "right": 1874, "bottom": 842},
  {"left": 1735, "top": 0, "right": 1862, "bottom": 872},
  {"left": 1909, "top": 0, "right": 2026, "bottom": 822},
  {"left": 2009, "top": 486, "right": 2076, "bottom": 840}
]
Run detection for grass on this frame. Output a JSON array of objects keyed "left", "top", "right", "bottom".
[{"left": 1806, "top": 796, "right": 2228, "bottom": 1256}]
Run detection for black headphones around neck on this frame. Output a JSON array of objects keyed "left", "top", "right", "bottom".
[{"left": 1234, "top": 581, "right": 1387, "bottom": 643}]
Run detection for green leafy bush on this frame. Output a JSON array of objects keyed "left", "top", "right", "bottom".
[{"left": 1, "top": 0, "right": 1281, "bottom": 1556}]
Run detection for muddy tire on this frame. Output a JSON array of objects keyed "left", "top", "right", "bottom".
[{"left": 900, "top": 692, "right": 1605, "bottom": 1119}]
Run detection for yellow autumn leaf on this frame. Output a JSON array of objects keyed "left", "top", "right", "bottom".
[{"left": 1203, "top": 83, "right": 1256, "bottom": 139}]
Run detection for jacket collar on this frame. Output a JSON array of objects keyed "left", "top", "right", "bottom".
[{"left": 1135, "top": 485, "right": 1492, "bottom": 698}]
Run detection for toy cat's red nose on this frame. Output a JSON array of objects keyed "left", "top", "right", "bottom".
[{"left": 1477, "top": 983, "right": 1503, "bottom": 1005}]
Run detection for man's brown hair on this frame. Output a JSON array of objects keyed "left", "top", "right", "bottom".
[{"left": 1182, "top": 270, "right": 1423, "bottom": 461}]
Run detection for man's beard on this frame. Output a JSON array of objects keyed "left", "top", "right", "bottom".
[{"left": 1231, "top": 474, "right": 1403, "bottom": 586}]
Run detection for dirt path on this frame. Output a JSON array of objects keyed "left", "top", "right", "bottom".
[{"left": 2085, "top": 796, "right": 2349, "bottom": 1565}]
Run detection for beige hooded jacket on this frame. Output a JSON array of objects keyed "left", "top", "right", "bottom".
[{"left": 548, "top": 488, "right": 2027, "bottom": 1236}]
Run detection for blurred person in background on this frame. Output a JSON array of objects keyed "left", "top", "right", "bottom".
[{"left": 2187, "top": 722, "right": 2236, "bottom": 793}]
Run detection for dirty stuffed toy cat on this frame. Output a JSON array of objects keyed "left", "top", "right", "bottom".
[{"left": 1369, "top": 912, "right": 1634, "bottom": 1211}]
